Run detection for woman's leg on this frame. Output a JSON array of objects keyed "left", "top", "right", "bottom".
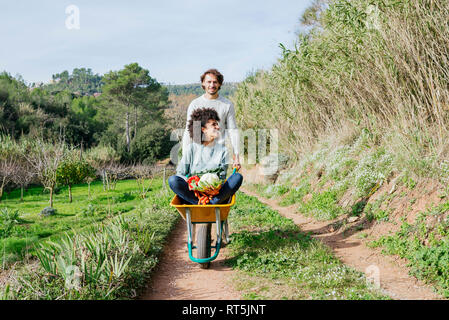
[
  {"left": 209, "top": 173, "right": 243, "bottom": 205},
  {"left": 168, "top": 175, "right": 198, "bottom": 205}
]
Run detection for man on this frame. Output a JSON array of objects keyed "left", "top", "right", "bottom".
[{"left": 182, "top": 69, "right": 241, "bottom": 170}]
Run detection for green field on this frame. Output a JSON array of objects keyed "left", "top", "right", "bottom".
[
  {"left": 1, "top": 177, "right": 179, "bottom": 299},
  {"left": 0, "top": 179, "right": 167, "bottom": 267}
]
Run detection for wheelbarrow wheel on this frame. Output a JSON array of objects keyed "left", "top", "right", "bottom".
[{"left": 197, "top": 223, "right": 211, "bottom": 269}]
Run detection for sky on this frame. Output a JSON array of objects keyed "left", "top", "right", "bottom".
[{"left": 0, "top": 0, "right": 313, "bottom": 85}]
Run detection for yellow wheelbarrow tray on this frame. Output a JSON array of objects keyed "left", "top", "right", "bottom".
[{"left": 170, "top": 194, "right": 235, "bottom": 266}]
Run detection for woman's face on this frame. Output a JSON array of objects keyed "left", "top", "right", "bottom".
[{"left": 202, "top": 119, "right": 220, "bottom": 142}]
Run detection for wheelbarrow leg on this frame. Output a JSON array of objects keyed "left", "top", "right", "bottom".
[
  {"left": 215, "top": 207, "right": 221, "bottom": 239},
  {"left": 223, "top": 220, "right": 230, "bottom": 244}
]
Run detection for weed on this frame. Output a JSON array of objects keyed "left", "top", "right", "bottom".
[
  {"left": 279, "top": 179, "right": 311, "bottom": 206},
  {"left": 370, "top": 202, "right": 449, "bottom": 297},
  {"left": 298, "top": 190, "right": 344, "bottom": 220}
]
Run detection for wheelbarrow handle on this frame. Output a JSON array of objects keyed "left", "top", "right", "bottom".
[{"left": 224, "top": 167, "right": 238, "bottom": 183}]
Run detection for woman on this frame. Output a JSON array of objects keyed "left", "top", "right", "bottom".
[{"left": 169, "top": 108, "right": 243, "bottom": 205}]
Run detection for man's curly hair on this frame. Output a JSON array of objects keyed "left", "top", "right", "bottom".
[{"left": 188, "top": 108, "right": 220, "bottom": 144}]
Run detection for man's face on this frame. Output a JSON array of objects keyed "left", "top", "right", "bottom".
[{"left": 202, "top": 74, "right": 221, "bottom": 95}]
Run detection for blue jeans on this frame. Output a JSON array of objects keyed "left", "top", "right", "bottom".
[{"left": 168, "top": 173, "right": 243, "bottom": 205}]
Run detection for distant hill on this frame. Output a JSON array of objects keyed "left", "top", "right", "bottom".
[
  {"left": 164, "top": 82, "right": 238, "bottom": 98},
  {"left": 43, "top": 68, "right": 103, "bottom": 95}
]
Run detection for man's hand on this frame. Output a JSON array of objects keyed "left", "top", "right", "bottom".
[{"left": 232, "top": 154, "right": 241, "bottom": 171}]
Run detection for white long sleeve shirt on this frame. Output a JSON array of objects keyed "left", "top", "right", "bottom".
[{"left": 182, "top": 94, "right": 240, "bottom": 157}]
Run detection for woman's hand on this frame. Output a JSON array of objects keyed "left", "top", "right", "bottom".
[{"left": 232, "top": 154, "right": 241, "bottom": 171}]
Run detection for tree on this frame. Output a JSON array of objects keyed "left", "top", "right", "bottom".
[
  {"left": 11, "top": 161, "right": 34, "bottom": 202},
  {"left": 130, "top": 164, "right": 154, "bottom": 199},
  {"left": 0, "top": 158, "right": 19, "bottom": 202},
  {"left": 84, "top": 164, "right": 97, "bottom": 200},
  {"left": 0, "top": 135, "right": 20, "bottom": 202},
  {"left": 101, "top": 63, "right": 163, "bottom": 153},
  {"left": 56, "top": 155, "right": 95, "bottom": 203},
  {"left": 26, "top": 140, "right": 64, "bottom": 207},
  {"left": 84, "top": 145, "right": 120, "bottom": 190},
  {"left": 48, "top": 68, "right": 102, "bottom": 95},
  {"left": 129, "top": 122, "right": 174, "bottom": 165},
  {"left": 10, "top": 138, "right": 35, "bottom": 201}
]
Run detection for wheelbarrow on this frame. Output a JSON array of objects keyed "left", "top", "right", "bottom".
[{"left": 170, "top": 171, "right": 237, "bottom": 269}]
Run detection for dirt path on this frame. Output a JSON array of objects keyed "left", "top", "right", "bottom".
[
  {"left": 241, "top": 187, "right": 443, "bottom": 300},
  {"left": 140, "top": 219, "right": 241, "bottom": 300}
]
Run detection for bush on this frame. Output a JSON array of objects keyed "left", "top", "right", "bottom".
[
  {"left": 128, "top": 123, "right": 174, "bottom": 165},
  {"left": 299, "top": 190, "right": 344, "bottom": 220},
  {"left": 0, "top": 208, "right": 21, "bottom": 238}
]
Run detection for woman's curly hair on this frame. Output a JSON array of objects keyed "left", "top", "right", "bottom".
[{"left": 188, "top": 108, "right": 220, "bottom": 144}]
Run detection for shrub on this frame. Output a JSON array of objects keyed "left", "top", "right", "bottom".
[
  {"left": 56, "top": 156, "right": 96, "bottom": 202},
  {"left": 298, "top": 190, "right": 344, "bottom": 220},
  {"left": 0, "top": 208, "right": 21, "bottom": 238}
]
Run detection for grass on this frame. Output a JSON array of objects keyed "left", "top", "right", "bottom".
[
  {"left": 1, "top": 178, "right": 178, "bottom": 300},
  {"left": 298, "top": 189, "right": 344, "bottom": 221},
  {"left": 226, "top": 192, "right": 389, "bottom": 300},
  {"left": 234, "top": 0, "right": 449, "bottom": 180},
  {"left": 369, "top": 200, "right": 449, "bottom": 297},
  {"left": 279, "top": 178, "right": 311, "bottom": 207},
  {"left": 0, "top": 179, "right": 161, "bottom": 267}
]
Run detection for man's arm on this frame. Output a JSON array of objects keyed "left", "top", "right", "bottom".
[
  {"left": 219, "top": 146, "right": 229, "bottom": 180},
  {"left": 226, "top": 102, "right": 241, "bottom": 170},
  {"left": 182, "top": 102, "right": 195, "bottom": 156},
  {"left": 176, "top": 143, "right": 191, "bottom": 179}
]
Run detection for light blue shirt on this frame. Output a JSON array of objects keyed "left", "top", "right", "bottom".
[{"left": 176, "top": 141, "right": 229, "bottom": 180}]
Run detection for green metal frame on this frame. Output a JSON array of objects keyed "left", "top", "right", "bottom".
[
  {"left": 185, "top": 207, "right": 225, "bottom": 264},
  {"left": 183, "top": 168, "right": 236, "bottom": 264}
]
